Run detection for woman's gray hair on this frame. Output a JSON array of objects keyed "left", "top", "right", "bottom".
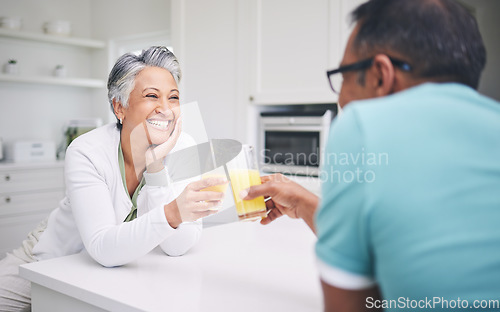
[{"left": 107, "top": 46, "right": 181, "bottom": 126}]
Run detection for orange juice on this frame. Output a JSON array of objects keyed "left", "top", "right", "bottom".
[
  {"left": 201, "top": 173, "right": 229, "bottom": 193},
  {"left": 229, "top": 169, "right": 267, "bottom": 221}
]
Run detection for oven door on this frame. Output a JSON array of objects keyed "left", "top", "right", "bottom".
[{"left": 260, "top": 126, "right": 321, "bottom": 176}]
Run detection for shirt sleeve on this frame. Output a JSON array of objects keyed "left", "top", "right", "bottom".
[
  {"left": 139, "top": 174, "right": 203, "bottom": 257},
  {"left": 315, "top": 106, "right": 375, "bottom": 288},
  {"left": 139, "top": 133, "right": 203, "bottom": 256},
  {"left": 65, "top": 145, "right": 176, "bottom": 267},
  {"left": 159, "top": 220, "right": 202, "bottom": 256}
]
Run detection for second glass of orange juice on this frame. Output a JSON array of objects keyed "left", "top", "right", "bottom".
[{"left": 226, "top": 145, "right": 267, "bottom": 221}]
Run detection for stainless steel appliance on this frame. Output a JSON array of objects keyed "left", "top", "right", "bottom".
[{"left": 259, "top": 108, "right": 334, "bottom": 177}]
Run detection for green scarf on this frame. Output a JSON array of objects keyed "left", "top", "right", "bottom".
[{"left": 119, "top": 143, "right": 146, "bottom": 222}]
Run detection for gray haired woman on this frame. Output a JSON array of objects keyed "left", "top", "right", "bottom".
[{"left": 0, "top": 46, "right": 226, "bottom": 311}]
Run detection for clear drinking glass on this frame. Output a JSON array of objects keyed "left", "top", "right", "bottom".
[
  {"left": 226, "top": 145, "right": 267, "bottom": 221},
  {"left": 201, "top": 166, "right": 229, "bottom": 211}
]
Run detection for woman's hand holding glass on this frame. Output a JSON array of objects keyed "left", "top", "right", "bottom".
[{"left": 164, "top": 176, "right": 228, "bottom": 228}]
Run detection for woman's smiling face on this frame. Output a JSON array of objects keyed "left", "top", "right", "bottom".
[{"left": 121, "top": 66, "right": 180, "bottom": 146}]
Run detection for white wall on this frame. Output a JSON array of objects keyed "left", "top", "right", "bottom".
[
  {"left": 88, "top": 0, "right": 172, "bottom": 126},
  {"left": 89, "top": 0, "right": 170, "bottom": 40},
  {"left": 460, "top": 0, "right": 500, "bottom": 101},
  {"left": 0, "top": 0, "right": 173, "bottom": 158},
  {"left": 0, "top": 0, "right": 92, "bottom": 37},
  {"left": 171, "top": 0, "right": 248, "bottom": 143},
  {"left": 2, "top": 0, "right": 497, "bottom": 157},
  {"left": 0, "top": 0, "right": 96, "bottom": 153}
]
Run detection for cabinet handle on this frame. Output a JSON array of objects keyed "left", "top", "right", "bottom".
[
  {"left": 4, "top": 175, "right": 10, "bottom": 182},
  {"left": 5, "top": 197, "right": 11, "bottom": 203},
  {"left": 249, "top": 95, "right": 254, "bottom": 102}
]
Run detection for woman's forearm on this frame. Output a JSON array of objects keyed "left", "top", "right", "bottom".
[
  {"left": 164, "top": 200, "right": 182, "bottom": 229},
  {"left": 159, "top": 220, "right": 202, "bottom": 256}
]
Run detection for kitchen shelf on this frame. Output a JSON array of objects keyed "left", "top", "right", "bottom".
[
  {"left": 0, "top": 28, "right": 105, "bottom": 49},
  {"left": 0, "top": 74, "right": 105, "bottom": 88}
]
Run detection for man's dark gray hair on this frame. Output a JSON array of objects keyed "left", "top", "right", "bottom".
[
  {"left": 351, "top": 0, "right": 486, "bottom": 89},
  {"left": 107, "top": 46, "right": 181, "bottom": 128}
]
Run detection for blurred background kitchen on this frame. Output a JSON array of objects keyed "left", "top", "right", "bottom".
[{"left": 0, "top": 0, "right": 499, "bottom": 257}]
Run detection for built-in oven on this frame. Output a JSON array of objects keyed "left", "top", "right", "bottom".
[{"left": 259, "top": 108, "right": 334, "bottom": 177}]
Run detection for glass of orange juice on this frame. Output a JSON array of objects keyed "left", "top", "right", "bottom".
[
  {"left": 201, "top": 167, "right": 229, "bottom": 211},
  {"left": 226, "top": 145, "right": 267, "bottom": 221}
]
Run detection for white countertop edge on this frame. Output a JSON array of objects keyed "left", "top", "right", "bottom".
[{"left": 19, "top": 254, "right": 142, "bottom": 312}]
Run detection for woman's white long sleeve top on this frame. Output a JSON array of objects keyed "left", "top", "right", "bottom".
[{"left": 32, "top": 123, "right": 201, "bottom": 267}]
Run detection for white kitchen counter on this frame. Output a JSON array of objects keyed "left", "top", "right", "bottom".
[{"left": 20, "top": 217, "right": 322, "bottom": 312}]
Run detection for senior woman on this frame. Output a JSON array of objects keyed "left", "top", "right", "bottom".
[{"left": 0, "top": 46, "right": 225, "bottom": 311}]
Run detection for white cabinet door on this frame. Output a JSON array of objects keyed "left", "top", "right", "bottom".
[
  {"left": 339, "top": 0, "right": 368, "bottom": 58},
  {"left": 248, "top": 0, "right": 341, "bottom": 105},
  {"left": 0, "top": 190, "right": 63, "bottom": 217},
  {"left": 171, "top": 0, "right": 246, "bottom": 142},
  {"left": 0, "top": 166, "right": 64, "bottom": 193},
  {"left": 169, "top": 0, "right": 368, "bottom": 140},
  {"left": 0, "top": 163, "right": 64, "bottom": 258},
  {"left": 0, "top": 211, "right": 52, "bottom": 258}
]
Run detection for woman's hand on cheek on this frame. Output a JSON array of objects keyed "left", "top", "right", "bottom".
[{"left": 145, "top": 117, "right": 182, "bottom": 173}]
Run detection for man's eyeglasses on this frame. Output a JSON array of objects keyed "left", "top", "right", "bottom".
[{"left": 326, "top": 57, "right": 412, "bottom": 94}]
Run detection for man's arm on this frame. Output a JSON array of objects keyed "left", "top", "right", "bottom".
[{"left": 322, "top": 281, "right": 381, "bottom": 312}]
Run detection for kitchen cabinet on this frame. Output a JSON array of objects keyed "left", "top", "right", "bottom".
[
  {"left": 0, "top": 28, "right": 105, "bottom": 88},
  {"left": 245, "top": 0, "right": 367, "bottom": 105},
  {"left": 339, "top": 0, "right": 367, "bottom": 55},
  {"left": 170, "top": 0, "right": 366, "bottom": 143},
  {"left": 170, "top": 0, "right": 247, "bottom": 142},
  {"left": 247, "top": 0, "right": 341, "bottom": 105},
  {"left": 0, "top": 162, "right": 64, "bottom": 258},
  {"left": 172, "top": 0, "right": 367, "bottom": 107}
]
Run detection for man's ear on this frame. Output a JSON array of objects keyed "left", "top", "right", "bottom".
[
  {"left": 372, "top": 54, "right": 395, "bottom": 97},
  {"left": 112, "top": 99, "right": 125, "bottom": 122}
]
